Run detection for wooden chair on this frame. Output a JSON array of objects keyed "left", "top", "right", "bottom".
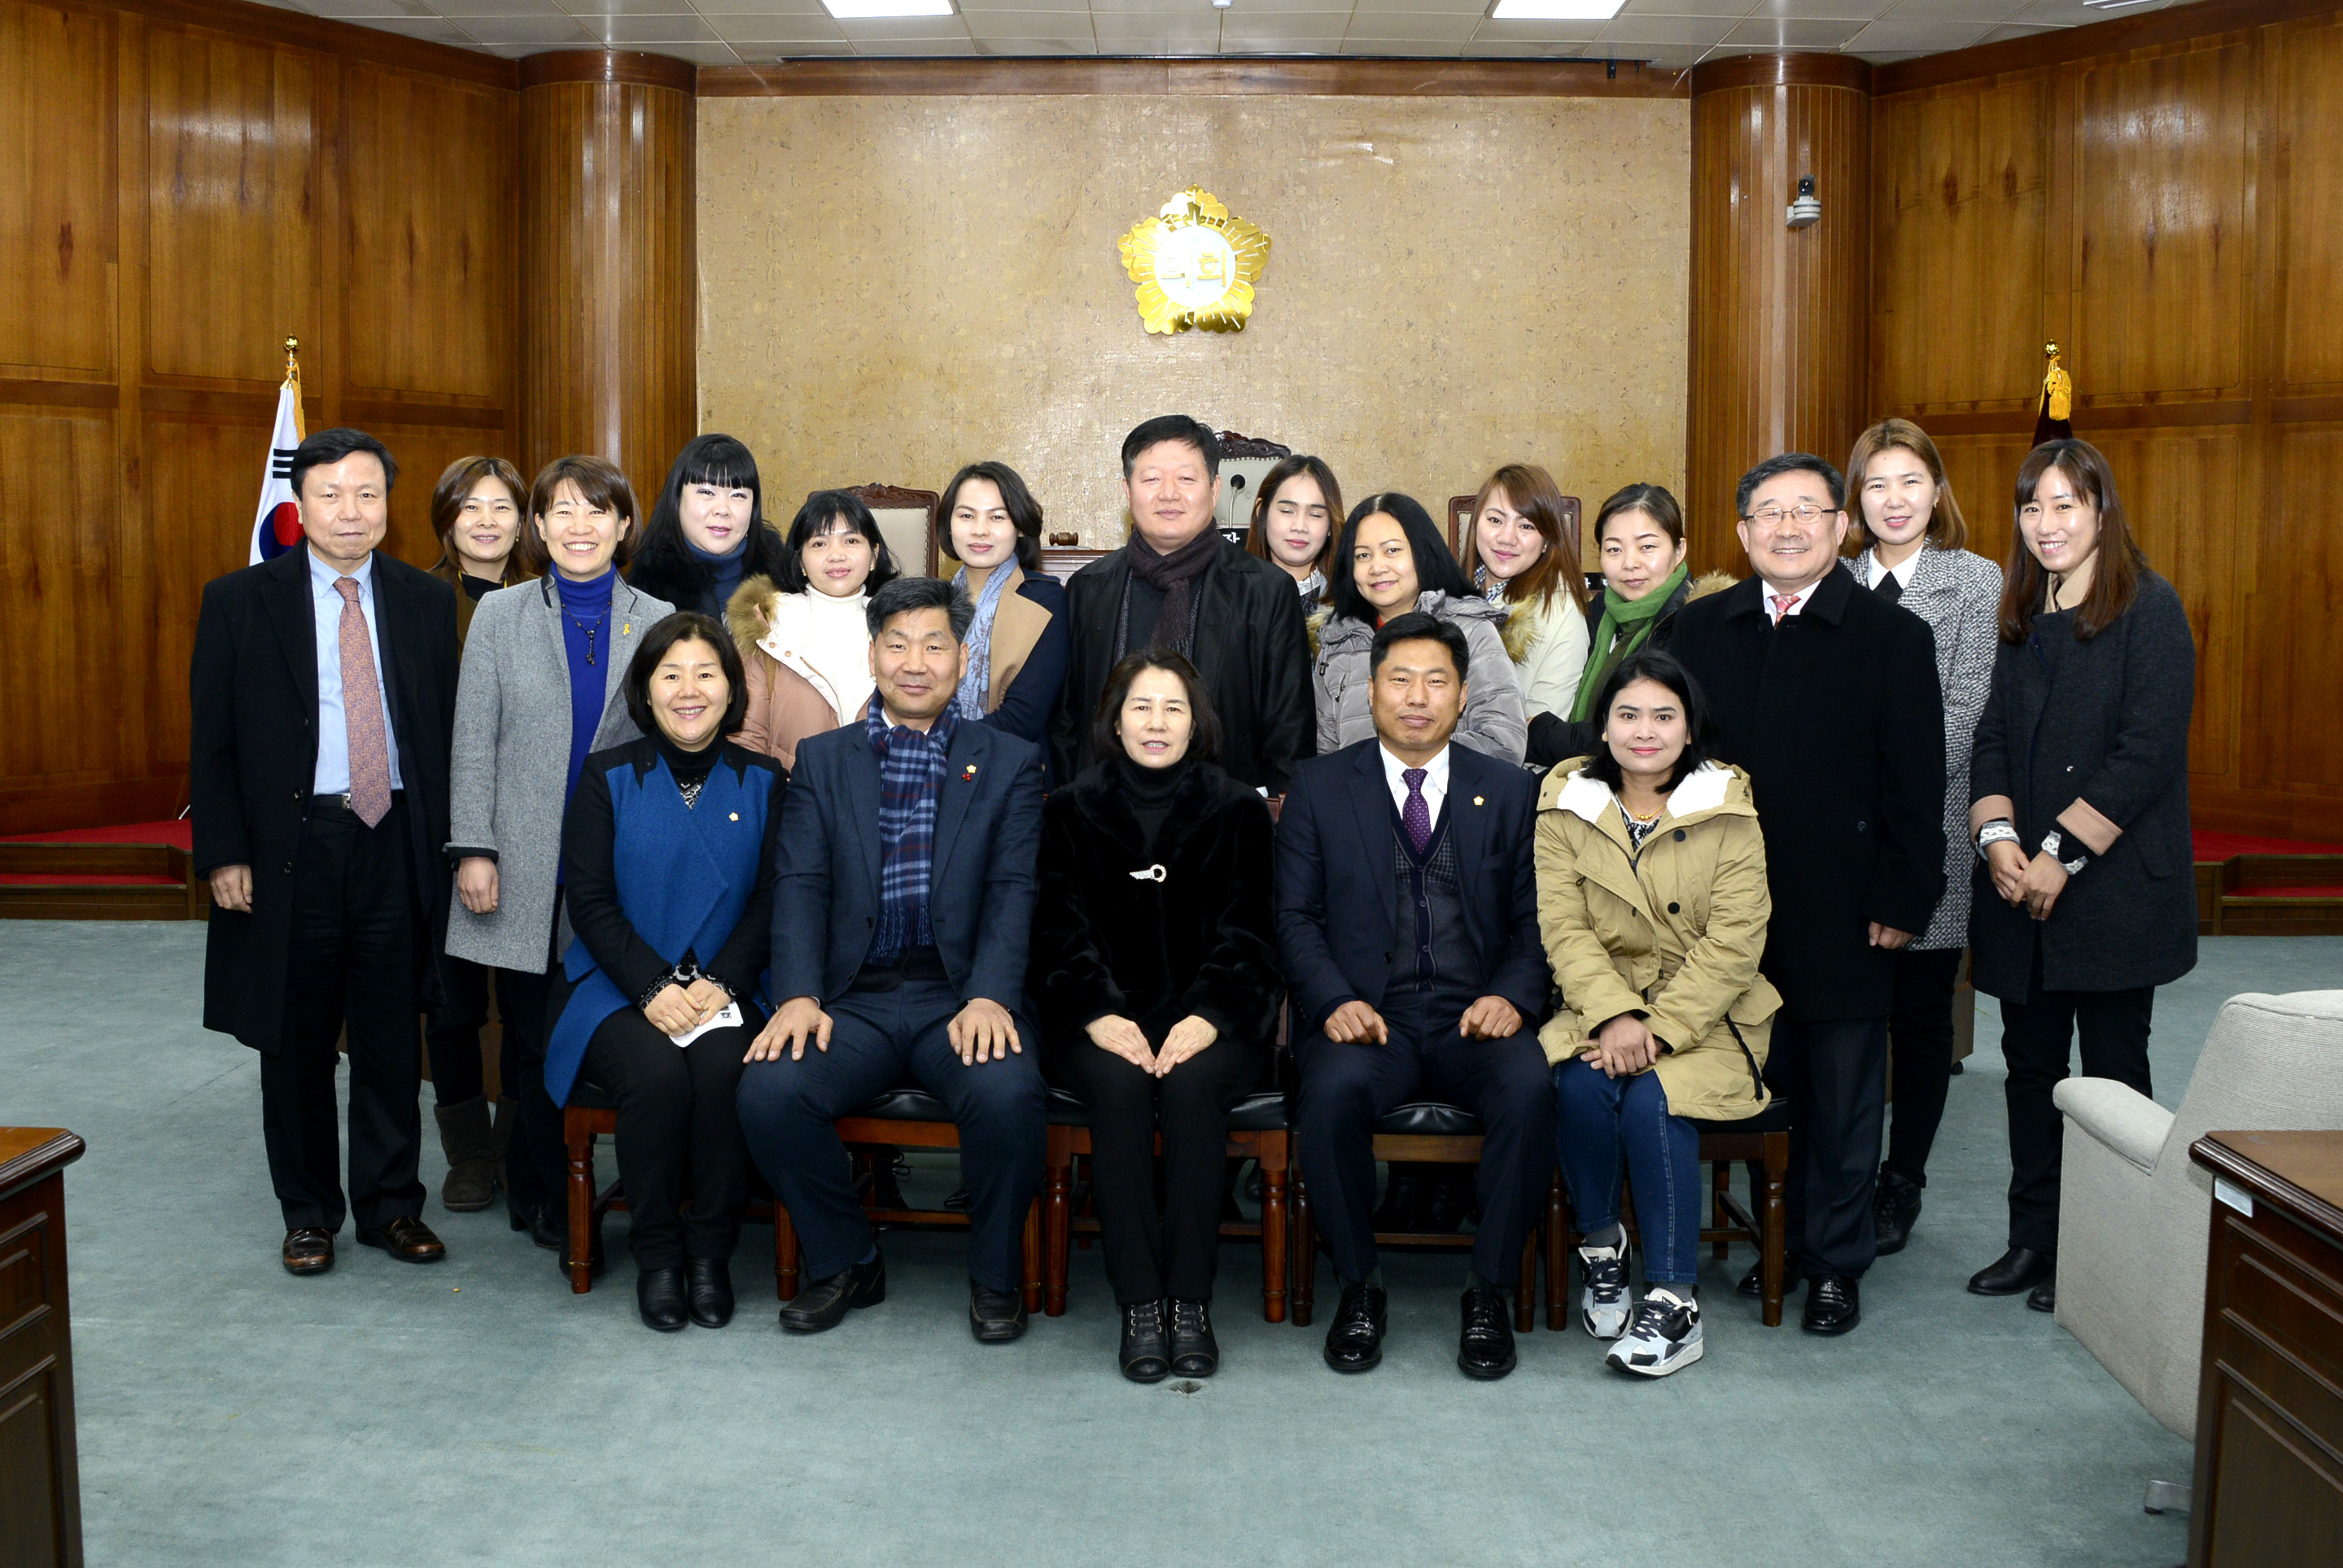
[
  {"left": 1040, "top": 1087, "right": 1292, "bottom": 1323},
  {"left": 560, "top": 1077, "right": 780, "bottom": 1296},
  {"left": 1288, "top": 1099, "right": 1542, "bottom": 1332},
  {"left": 772, "top": 1085, "right": 1046, "bottom": 1316},
  {"left": 1446, "top": 492, "right": 1587, "bottom": 568},
  {"left": 1543, "top": 1095, "right": 1795, "bottom": 1328},
  {"left": 845, "top": 483, "right": 942, "bottom": 578}
]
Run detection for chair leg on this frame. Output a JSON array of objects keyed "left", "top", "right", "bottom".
[
  {"left": 1515, "top": 1232, "right": 1536, "bottom": 1333},
  {"left": 1711, "top": 1159, "right": 1731, "bottom": 1260},
  {"left": 1546, "top": 1171, "right": 1570, "bottom": 1330},
  {"left": 565, "top": 1116, "right": 595, "bottom": 1295},
  {"left": 774, "top": 1200, "right": 800, "bottom": 1302},
  {"left": 1043, "top": 1135, "right": 1072, "bottom": 1318},
  {"left": 1290, "top": 1168, "right": 1315, "bottom": 1328},
  {"left": 1761, "top": 1130, "right": 1788, "bottom": 1329},
  {"left": 1021, "top": 1197, "right": 1043, "bottom": 1316},
  {"left": 1260, "top": 1155, "right": 1288, "bottom": 1325}
]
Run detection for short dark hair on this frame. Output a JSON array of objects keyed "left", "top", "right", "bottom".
[
  {"left": 623, "top": 612, "right": 749, "bottom": 741},
  {"left": 427, "top": 455, "right": 539, "bottom": 583},
  {"left": 291, "top": 428, "right": 397, "bottom": 499},
  {"left": 939, "top": 461, "right": 1046, "bottom": 573},
  {"left": 1121, "top": 415, "right": 1220, "bottom": 480},
  {"left": 777, "top": 490, "right": 903, "bottom": 596},
  {"left": 647, "top": 433, "right": 763, "bottom": 549},
  {"left": 1593, "top": 482, "right": 1685, "bottom": 550},
  {"left": 1329, "top": 493, "right": 1474, "bottom": 626},
  {"left": 528, "top": 455, "right": 640, "bottom": 569},
  {"left": 867, "top": 574, "right": 973, "bottom": 641},
  {"left": 1734, "top": 452, "right": 1845, "bottom": 518},
  {"left": 1089, "top": 649, "right": 1224, "bottom": 767},
  {"left": 1369, "top": 611, "right": 1471, "bottom": 683},
  {"left": 1579, "top": 648, "right": 1716, "bottom": 795}
]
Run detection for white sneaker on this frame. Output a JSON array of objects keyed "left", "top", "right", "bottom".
[
  {"left": 1576, "top": 1232, "right": 1632, "bottom": 1339},
  {"left": 1606, "top": 1286, "right": 1703, "bottom": 1378}
]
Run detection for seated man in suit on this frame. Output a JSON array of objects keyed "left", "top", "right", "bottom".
[
  {"left": 1277, "top": 612, "right": 1555, "bottom": 1380},
  {"left": 738, "top": 574, "right": 1048, "bottom": 1343}
]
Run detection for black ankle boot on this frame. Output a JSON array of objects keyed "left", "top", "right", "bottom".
[
  {"left": 1169, "top": 1299, "right": 1218, "bottom": 1378},
  {"left": 1120, "top": 1300, "right": 1169, "bottom": 1382},
  {"left": 1873, "top": 1168, "right": 1923, "bottom": 1256},
  {"left": 636, "top": 1267, "right": 688, "bottom": 1332},
  {"left": 686, "top": 1256, "right": 734, "bottom": 1328}
]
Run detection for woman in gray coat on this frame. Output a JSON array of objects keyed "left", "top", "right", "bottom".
[
  {"left": 1843, "top": 419, "right": 2004, "bottom": 1256},
  {"left": 1965, "top": 439, "right": 2196, "bottom": 1315},
  {"left": 445, "top": 454, "right": 672, "bottom": 1256},
  {"left": 1313, "top": 492, "right": 1526, "bottom": 764}
]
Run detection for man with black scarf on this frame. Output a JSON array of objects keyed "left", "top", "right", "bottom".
[{"left": 1050, "top": 416, "right": 1314, "bottom": 793}]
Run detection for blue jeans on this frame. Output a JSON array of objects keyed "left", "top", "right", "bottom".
[{"left": 1554, "top": 1059, "right": 1701, "bottom": 1286}]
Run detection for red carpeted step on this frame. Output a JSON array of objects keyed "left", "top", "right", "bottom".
[
  {"left": 2226, "top": 886, "right": 2343, "bottom": 900},
  {"left": 0, "top": 873, "right": 181, "bottom": 887},
  {"left": 1, "top": 819, "right": 193, "bottom": 852},
  {"left": 2196, "top": 830, "right": 2343, "bottom": 860}
]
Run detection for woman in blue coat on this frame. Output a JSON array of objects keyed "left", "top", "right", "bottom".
[{"left": 548, "top": 613, "right": 784, "bottom": 1332}]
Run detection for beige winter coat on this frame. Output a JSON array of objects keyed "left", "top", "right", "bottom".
[{"left": 1534, "top": 758, "right": 1780, "bottom": 1120}]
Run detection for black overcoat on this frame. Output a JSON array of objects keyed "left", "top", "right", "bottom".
[
  {"left": 1029, "top": 761, "right": 1283, "bottom": 1055},
  {"left": 1670, "top": 565, "right": 1947, "bottom": 1022},
  {"left": 1968, "top": 569, "right": 2197, "bottom": 1000},
  {"left": 188, "top": 544, "right": 460, "bottom": 1052}
]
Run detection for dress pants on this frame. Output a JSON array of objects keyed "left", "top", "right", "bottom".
[
  {"left": 489, "top": 912, "right": 567, "bottom": 1226},
  {"left": 423, "top": 950, "right": 499, "bottom": 1106},
  {"left": 1554, "top": 1059, "right": 1702, "bottom": 1286},
  {"left": 1766, "top": 1015, "right": 1889, "bottom": 1280},
  {"left": 1882, "top": 946, "right": 1965, "bottom": 1189},
  {"left": 260, "top": 796, "right": 426, "bottom": 1233},
  {"left": 2000, "top": 941, "right": 2153, "bottom": 1255},
  {"left": 736, "top": 976, "right": 1047, "bottom": 1293},
  {"left": 1055, "top": 1029, "right": 1266, "bottom": 1305},
  {"left": 1293, "top": 988, "right": 1555, "bottom": 1290},
  {"left": 582, "top": 1001, "right": 764, "bottom": 1270}
]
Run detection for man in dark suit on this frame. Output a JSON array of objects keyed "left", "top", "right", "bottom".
[
  {"left": 1051, "top": 415, "right": 1314, "bottom": 792},
  {"left": 1670, "top": 452, "right": 1945, "bottom": 1335},
  {"left": 1276, "top": 613, "right": 1554, "bottom": 1381},
  {"left": 739, "top": 575, "right": 1047, "bottom": 1343},
  {"left": 190, "top": 426, "right": 460, "bottom": 1274}
]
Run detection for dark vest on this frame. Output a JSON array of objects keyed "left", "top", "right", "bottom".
[{"left": 1389, "top": 805, "right": 1477, "bottom": 996}]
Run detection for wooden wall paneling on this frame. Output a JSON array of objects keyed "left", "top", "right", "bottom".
[
  {"left": 1927, "top": 431, "right": 2034, "bottom": 570},
  {"left": 0, "top": 1, "right": 116, "bottom": 382},
  {"left": 142, "top": 414, "right": 272, "bottom": 783},
  {"left": 2261, "top": 425, "right": 2343, "bottom": 797},
  {"left": 2275, "top": 18, "right": 2343, "bottom": 392},
  {"left": 0, "top": 408, "right": 124, "bottom": 791}
]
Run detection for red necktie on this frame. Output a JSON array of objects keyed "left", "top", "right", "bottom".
[
  {"left": 1772, "top": 593, "right": 1798, "bottom": 626},
  {"left": 334, "top": 577, "right": 393, "bottom": 828}
]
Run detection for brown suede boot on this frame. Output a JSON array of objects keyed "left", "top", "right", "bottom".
[{"left": 435, "top": 1095, "right": 498, "bottom": 1212}]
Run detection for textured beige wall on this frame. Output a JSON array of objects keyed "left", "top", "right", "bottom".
[{"left": 698, "top": 94, "right": 1689, "bottom": 550}]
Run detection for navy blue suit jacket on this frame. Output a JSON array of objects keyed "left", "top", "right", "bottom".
[
  {"left": 1274, "top": 738, "right": 1550, "bottom": 1032},
  {"left": 772, "top": 717, "right": 1044, "bottom": 1010}
]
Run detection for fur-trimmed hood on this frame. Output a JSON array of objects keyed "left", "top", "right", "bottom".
[{"left": 725, "top": 573, "right": 783, "bottom": 656}]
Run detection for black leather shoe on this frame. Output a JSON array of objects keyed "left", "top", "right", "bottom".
[
  {"left": 1968, "top": 1247, "right": 2054, "bottom": 1296},
  {"left": 514, "top": 1202, "right": 563, "bottom": 1251},
  {"left": 1458, "top": 1285, "right": 1519, "bottom": 1380},
  {"left": 1169, "top": 1299, "right": 1218, "bottom": 1378},
  {"left": 686, "top": 1257, "right": 734, "bottom": 1328},
  {"left": 1120, "top": 1300, "right": 1169, "bottom": 1383},
  {"left": 636, "top": 1267, "right": 688, "bottom": 1332},
  {"left": 1737, "top": 1261, "right": 1792, "bottom": 1299},
  {"left": 779, "top": 1251, "right": 886, "bottom": 1333},
  {"left": 2026, "top": 1274, "right": 2057, "bottom": 1313},
  {"left": 1371, "top": 1168, "right": 1425, "bottom": 1231},
  {"left": 1423, "top": 1169, "right": 1476, "bottom": 1235},
  {"left": 356, "top": 1216, "right": 446, "bottom": 1263},
  {"left": 1322, "top": 1279, "right": 1388, "bottom": 1374},
  {"left": 969, "top": 1282, "right": 1029, "bottom": 1343},
  {"left": 1803, "top": 1273, "right": 1861, "bottom": 1334},
  {"left": 282, "top": 1228, "right": 335, "bottom": 1276},
  {"left": 1873, "top": 1169, "right": 1923, "bottom": 1256}
]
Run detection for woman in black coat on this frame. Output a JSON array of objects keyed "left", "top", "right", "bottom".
[
  {"left": 1032, "top": 650, "right": 1282, "bottom": 1385},
  {"left": 627, "top": 434, "right": 793, "bottom": 619},
  {"left": 1965, "top": 439, "right": 2197, "bottom": 1313}
]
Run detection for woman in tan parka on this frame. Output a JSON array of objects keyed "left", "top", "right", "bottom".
[{"left": 1537, "top": 647, "right": 1780, "bottom": 1378}]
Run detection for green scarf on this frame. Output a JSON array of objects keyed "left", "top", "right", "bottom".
[{"left": 1567, "top": 561, "right": 1691, "bottom": 723}]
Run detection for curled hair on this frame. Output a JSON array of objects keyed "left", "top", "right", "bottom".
[
  {"left": 777, "top": 490, "right": 903, "bottom": 597},
  {"left": 867, "top": 574, "right": 973, "bottom": 641},
  {"left": 1329, "top": 492, "right": 1473, "bottom": 626},
  {"left": 1592, "top": 483, "right": 1685, "bottom": 551},
  {"left": 427, "top": 455, "right": 539, "bottom": 584},
  {"left": 939, "top": 461, "right": 1045, "bottom": 574},
  {"left": 1846, "top": 418, "right": 1968, "bottom": 553},
  {"left": 2000, "top": 439, "right": 2145, "bottom": 644},
  {"left": 528, "top": 455, "right": 640, "bottom": 570},
  {"left": 1244, "top": 454, "right": 1344, "bottom": 580},
  {"left": 1734, "top": 452, "right": 1846, "bottom": 518},
  {"left": 1460, "top": 463, "right": 1589, "bottom": 613},
  {"left": 1089, "top": 649, "right": 1224, "bottom": 767},
  {"left": 623, "top": 612, "right": 749, "bottom": 741},
  {"left": 1577, "top": 648, "right": 1716, "bottom": 796}
]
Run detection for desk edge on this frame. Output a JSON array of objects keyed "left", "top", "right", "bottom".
[
  {"left": 2190, "top": 1133, "right": 2343, "bottom": 1243},
  {"left": 0, "top": 1130, "right": 86, "bottom": 1201}
]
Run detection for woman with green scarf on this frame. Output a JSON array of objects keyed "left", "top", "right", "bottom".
[{"left": 1527, "top": 483, "right": 1734, "bottom": 771}]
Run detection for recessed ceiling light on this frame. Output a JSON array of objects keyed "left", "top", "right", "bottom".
[
  {"left": 1488, "top": 0, "right": 1625, "bottom": 19},
  {"left": 820, "top": 0, "right": 954, "bottom": 17}
]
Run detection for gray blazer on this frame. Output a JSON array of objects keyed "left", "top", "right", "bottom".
[
  {"left": 1851, "top": 544, "right": 2002, "bottom": 950},
  {"left": 444, "top": 575, "right": 674, "bottom": 972}
]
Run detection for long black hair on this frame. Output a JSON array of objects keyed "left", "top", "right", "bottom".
[
  {"left": 1327, "top": 491, "right": 1472, "bottom": 626},
  {"left": 1578, "top": 648, "right": 1716, "bottom": 795},
  {"left": 939, "top": 461, "right": 1046, "bottom": 573},
  {"left": 776, "top": 489, "right": 904, "bottom": 597},
  {"left": 629, "top": 434, "right": 789, "bottom": 609}
]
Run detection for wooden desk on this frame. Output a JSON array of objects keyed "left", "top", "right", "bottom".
[
  {"left": 2186, "top": 1130, "right": 2343, "bottom": 1567},
  {"left": 0, "top": 1128, "right": 86, "bottom": 1568}
]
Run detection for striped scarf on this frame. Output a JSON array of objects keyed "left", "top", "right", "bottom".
[{"left": 867, "top": 702, "right": 959, "bottom": 963}]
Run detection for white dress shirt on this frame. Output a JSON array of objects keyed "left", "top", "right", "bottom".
[
  {"left": 1762, "top": 576, "right": 1825, "bottom": 624},
  {"left": 1863, "top": 548, "right": 1921, "bottom": 592},
  {"left": 1379, "top": 741, "right": 1450, "bottom": 822},
  {"left": 308, "top": 548, "right": 404, "bottom": 795}
]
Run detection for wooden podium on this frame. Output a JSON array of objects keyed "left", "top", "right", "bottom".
[{"left": 0, "top": 1128, "right": 86, "bottom": 1568}]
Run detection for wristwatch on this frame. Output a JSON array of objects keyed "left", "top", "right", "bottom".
[{"left": 2041, "top": 830, "right": 2090, "bottom": 876}]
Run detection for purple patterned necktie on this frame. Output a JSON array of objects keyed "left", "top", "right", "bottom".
[
  {"left": 334, "top": 577, "right": 393, "bottom": 828},
  {"left": 1402, "top": 767, "right": 1431, "bottom": 854}
]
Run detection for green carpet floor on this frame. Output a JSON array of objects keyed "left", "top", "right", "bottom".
[{"left": 10, "top": 923, "right": 2335, "bottom": 1566}]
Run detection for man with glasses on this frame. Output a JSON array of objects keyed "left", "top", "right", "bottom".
[{"left": 1669, "top": 453, "right": 1945, "bottom": 1335}]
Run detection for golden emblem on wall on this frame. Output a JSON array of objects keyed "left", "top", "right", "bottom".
[{"left": 1117, "top": 186, "right": 1271, "bottom": 335}]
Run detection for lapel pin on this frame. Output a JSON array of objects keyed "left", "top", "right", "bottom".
[
  {"left": 729, "top": 812, "right": 739, "bottom": 822},
  {"left": 1473, "top": 795, "right": 1484, "bottom": 806},
  {"left": 964, "top": 764, "right": 978, "bottom": 780},
  {"left": 622, "top": 622, "right": 631, "bottom": 635}
]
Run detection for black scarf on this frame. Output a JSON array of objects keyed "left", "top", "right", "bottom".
[{"left": 1118, "top": 527, "right": 1219, "bottom": 656}]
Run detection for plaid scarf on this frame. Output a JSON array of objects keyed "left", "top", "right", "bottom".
[{"left": 867, "top": 702, "right": 959, "bottom": 963}]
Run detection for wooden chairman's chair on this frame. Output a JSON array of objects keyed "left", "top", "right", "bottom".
[
  {"left": 845, "top": 483, "right": 942, "bottom": 579},
  {"left": 772, "top": 1085, "right": 1045, "bottom": 1316}
]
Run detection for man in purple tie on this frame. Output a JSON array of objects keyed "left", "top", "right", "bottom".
[
  {"left": 191, "top": 428, "right": 461, "bottom": 1274},
  {"left": 1275, "top": 613, "right": 1554, "bottom": 1380}
]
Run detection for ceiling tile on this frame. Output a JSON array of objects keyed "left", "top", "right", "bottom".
[
  {"left": 1598, "top": 15, "right": 1733, "bottom": 44},
  {"left": 579, "top": 14, "right": 720, "bottom": 40},
  {"left": 431, "top": 0, "right": 567, "bottom": 18},
  {"left": 1976, "top": 20, "right": 2060, "bottom": 41},
  {"left": 294, "top": 0, "right": 439, "bottom": 18},
  {"left": 1845, "top": 17, "right": 1988, "bottom": 47},
  {"left": 850, "top": 33, "right": 981, "bottom": 49},
  {"left": 1618, "top": 0, "right": 1754, "bottom": 18},
  {"left": 1719, "top": 15, "right": 1863, "bottom": 44},
  {"left": 355, "top": 16, "right": 479, "bottom": 39},
  {"left": 1475, "top": 17, "right": 1606, "bottom": 41},
  {"left": 834, "top": 15, "right": 973, "bottom": 36},
  {"left": 556, "top": 0, "right": 702, "bottom": 15},
  {"left": 706, "top": 13, "right": 850, "bottom": 36},
  {"left": 687, "top": 0, "right": 831, "bottom": 12},
  {"left": 2008, "top": 0, "right": 2169, "bottom": 23},
  {"left": 1877, "top": 0, "right": 2028, "bottom": 20},
  {"left": 1091, "top": 16, "right": 1223, "bottom": 44},
  {"left": 958, "top": 0, "right": 1089, "bottom": 9},
  {"left": 1350, "top": 0, "right": 1495, "bottom": 15},
  {"left": 1340, "top": 35, "right": 1469, "bottom": 51},
  {"left": 1220, "top": 11, "right": 1351, "bottom": 38},
  {"left": 961, "top": 9, "right": 1093, "bottom": 36},
  {"left": 462, "top": 15, "right": 600, "bottom": 39},
  {"left": 973, "top": 34, "right": 1099, "bottom": 49},
  {"left": 637, "top": 40, "right": 747, "bottom": 59},
  {"left": 1460, "top": 37, "right": 1607, "bottom": 52},
  {"left": 1345, "top": 11, "right": 1479, "bottom": 37},
  {"left": 1746, "top": 0, "right": 1892, "bottom": 19},
  {"left": 758, "top": 37, "right": 859, "bottom": 49}
]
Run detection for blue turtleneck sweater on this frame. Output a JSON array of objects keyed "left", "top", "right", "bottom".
[
  {"left": 553, "top": 567, "right": 615, "bottom": 819},
  {"left": 688, "top": 534, "right": 749, "bottom": 617}
]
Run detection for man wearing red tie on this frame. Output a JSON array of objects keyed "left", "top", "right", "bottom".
[
  {"left": 191, "top": 428, "right": 460, "bottom": 1274},
  {"left": 1670, "top": 454, "right": 1945, "bottom": 1335}
]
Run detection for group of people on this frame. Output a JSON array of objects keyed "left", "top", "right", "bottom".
[{"left": 188, "top": 408, "right": 2198, "bottom": 1383}]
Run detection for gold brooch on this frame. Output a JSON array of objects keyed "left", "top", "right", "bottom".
[
  {"left": 1117, "top": 186, "right": 1270, "bottom": 335},
  {"left": 729, "top": 812, "right": 739, "bottom": 821},
  {"left": 964, "top": 764, "right": 978, "bottom": 780},
  {"left": 1473, "top": 796, "right": 1485, "bottom": 806}
]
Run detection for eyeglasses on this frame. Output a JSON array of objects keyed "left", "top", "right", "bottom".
[{"left": 1743, "top": 503, "right": 1829, "bottom": 527}]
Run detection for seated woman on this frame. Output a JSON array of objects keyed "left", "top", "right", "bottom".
[
  {"left": 1314, "top": 492, "right": 1526, "bottom": 762},
  {"left": 1244, "top": 453, "right": 1344, "bottom": 613},
  {"left": 1460, "top": 463, "right": 1589, "bottom": 736},
  {"left": 1534, "top": 649, "right": 1779, "bottom": 1378},
  {"left": 725, "top": 490, "right": 903, "bottom": 770},
  {"left": 1031, "top": 652, "right": 1281, "bottom": 1384},
  {"left": 938, "top": 461, "right": 1069, "bottom": 748},
  {"left": 544, "top": 613, "right": 784, "bottom": 1333}
]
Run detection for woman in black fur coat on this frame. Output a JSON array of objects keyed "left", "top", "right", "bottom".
[
  {"left": 627, "top": 434, "right": 793, "bottom": 619},
  {"left": 1033, "top": 650, "right": 1283, "bottom": 1385}
]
